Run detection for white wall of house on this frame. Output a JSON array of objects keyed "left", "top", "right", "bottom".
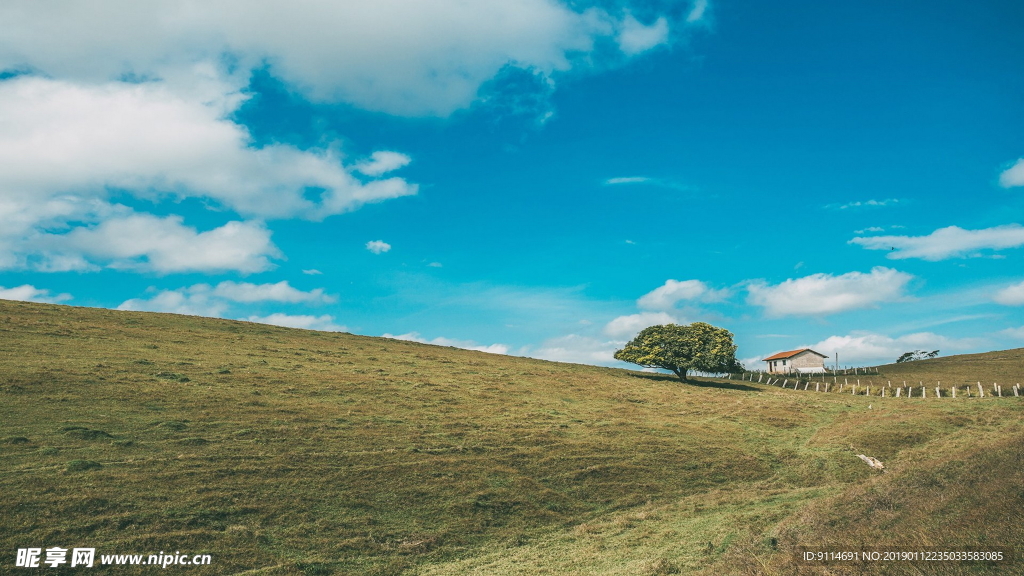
[{"left": 767, "top": 351, "right": 826, "bottom": 374}]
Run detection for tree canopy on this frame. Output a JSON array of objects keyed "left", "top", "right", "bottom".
[
  {"left": 613, "top": 322, "right": 740, "bottom": 382},
  {"left": 895, "top": 350, "right": 939, "bottom": 363}
]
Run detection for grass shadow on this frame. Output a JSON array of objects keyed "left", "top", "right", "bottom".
[{"left": 627, "top": 372, "right": 761, "bottom": 392}]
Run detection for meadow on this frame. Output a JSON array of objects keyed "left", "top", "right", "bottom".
[{"left": 1, "top": 300, "right": 1021, "bottom": 575}]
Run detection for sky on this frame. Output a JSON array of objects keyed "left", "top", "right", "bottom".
[{"left": 1, "top": 0, "right": 1023, "bottom": 370}]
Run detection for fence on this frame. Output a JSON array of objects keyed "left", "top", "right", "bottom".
[
  {"left": 727, "top": 372, "right": 1021, "bottom": 400},
  {"left": 742, "top": 367, "right": 883, "bottom": 377}
]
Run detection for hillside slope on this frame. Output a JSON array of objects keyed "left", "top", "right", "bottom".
[
  {"left": 876, "top": 348, "right": 1024, "bottom": 385},
  {"left": 1, "top": 300, "right": 1021, "bottom": 575}
]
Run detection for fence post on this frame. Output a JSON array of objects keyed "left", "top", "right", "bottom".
[
  {"left": 881, "top": 387, "right": 886, "bottom": 398},
  {"left": 921, "top": 386, "right": 926, "bottom": 398},
  {"left": 816, "top": 382, "right": 820, "bottom": 392},
  {"left": 758, "top": 374, "right": 763, "bottom": 383},
  {"left": 1015, "top": 384, "right": 1020, "bottom": 397},
  {"left": 935, "top": 386, "right": 941, "bottom": 398},
  {"left": 804, "top": 381, "right": 809, "bottom": 390},
  {"left": 952, "top": 386, "right": 956, "bottom": 399},
  {"left": 978, "top": 382, "right": 984, "bottom": 398},
  {"left": 896, "top": 387, "right": 901, "bottom": 398},
  {"left": 997, "top": 384, "right": 1001, "bottom": 397}
]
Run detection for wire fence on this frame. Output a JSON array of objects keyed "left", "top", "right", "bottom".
[{"left": 725, "top": 372, "right": 1021, "bottom": 399}]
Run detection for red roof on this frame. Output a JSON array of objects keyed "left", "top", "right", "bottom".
[{"left": 762, "top": 348, "right": 827, "bottom": 361}]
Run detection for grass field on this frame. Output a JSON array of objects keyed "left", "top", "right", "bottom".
[{"left": 1, "top": 300, "right": 1021, "bottom": 575}]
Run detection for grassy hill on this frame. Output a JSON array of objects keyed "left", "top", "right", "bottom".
[
  {"left": 876, "top": 348, "right": 1024, "bottom": 386},
  {"left": 1, "top": 300, "right": 1021, "bottom": 575}
]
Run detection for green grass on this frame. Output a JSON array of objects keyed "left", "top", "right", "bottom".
[{"left": 1, "top": 300, "right": 1021, "bottom": 574}]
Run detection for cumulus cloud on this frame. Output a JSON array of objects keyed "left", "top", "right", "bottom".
[
  {"left": 0, "top": 284, "right": 72, "bottom": 304},
  {"left": 212, "top": 281, "right": 335, "bottom": 304},
  {"left": 850, "top": 224, "right": 1024, "bottom": 261},
  {"left": 0, "top": 76, "right": 417, "bottom": 221},
  {"left": 637, "top": 279, "right": 728, "bottom": 310},
  {"left": 1000, "top": 326, "right": 1024, "bottom": 339},
  {"left": 854, "top": 226, "right": 886, "bottom": 234},
  {"left": 38, "top": 213, "right": 280, "bottom": 274},
  {"left": 740, "top": 356, "right": 766, "bottom": 372},
  {"left": 118, "top": 284, "right": 228, "bottom": 317},
  {"left": 0, "top": 76, "right": 416, "bottom": 273},
  {"left": 245, "top": 313, "right": 346, "bottom": 332},
  {"left": 118, "top": 281, "right": 334, "bottom": 316},
  {"left": 366, "top": 240, "right": 392, "bottom": 254},
  {"left": 993, "top": 281, "right": 1024, "bottom": 306},
  {"left": 0, "top": 1, "right": 692, "bottom": 117},
  {"left": 829, "top": 199, "right": 900, "bottom": 210},
  {"left": 803, "top": 331, "right": 981, "bottom": 365},
  {"left": 526, "top": 334, "right": 621, "bottom": 365},
  {"left": 0, "top": 1, "right": 701, "bottom": 276},
  {"left": 354, "top": 151, "right": 411, "bottom": 177},
  {"left": 383, "top": 332, "right": 509, "bottom": 354},
  {"left": 999, "top": 159, "right": 1024, "bottom": 188},
  {"left": 687, "top": 0, "right": 709, "bottom": 23},
  {"left": 603, "top": 311, "right": 680, "bottom": 338},
  {"left": 746, "top": 267, "right": 913, "bottom": 317},
  {"left": 617, "top": 14, "right": 670, "bottom": 56}
]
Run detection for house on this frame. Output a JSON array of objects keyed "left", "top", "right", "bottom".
[{"left": 762, "top": 348, "right": 827, "bottom": 374}]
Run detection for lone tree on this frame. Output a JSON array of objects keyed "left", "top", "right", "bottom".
[
  {"left": 614, "top": 322, "right": 740, "bottom": 382},
  {"left": 895, "top": 350, "right": 939, "bottom": 363}
]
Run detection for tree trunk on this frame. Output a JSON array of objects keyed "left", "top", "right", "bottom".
[{"left": 672, "top": 368, "right": 688, "bottom": 382}]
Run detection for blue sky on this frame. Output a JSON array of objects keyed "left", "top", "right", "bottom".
[{"left": 1, "top": 0, "right": 1023, "bottom": 369}]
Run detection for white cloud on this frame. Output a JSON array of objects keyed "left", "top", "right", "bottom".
[
  {"left": 355, "top": 151, "right": 411, "bottom": 177},
  {"left": 525, "top": 334, "right": 621, "bottom": 365},
  {"left": 603, "top": 311, "right": 680, "bottom": 338},
  {"left": 0, "top": 76, "right": 417, "bottom": 273},
  {"left": 739, "top": 356, "right": 765, "bottom": 372},
  {"left": 212, "top": 281, "right": 335, "bottom": 304},
  {"left": 993, "top": 280, "right": 1024, "bottom": 306},
  {"left": 366, "top": 240, "right": 392, "bottom": 254},
  {"left": 0, "top": 1, "right": 691, "bottom": 117},
  {"left": 1000, "top": 326, "right": 1024, "bottom": 339},
  {"left": 803, "top": 331, "right": 980, "bottom": 366},
  {"left": 0, "top": 76, "right": 417, "bottom": 221},
  {"left": 850, "top": 224, "right": 1024, "bottom": 261},
  {"left": 427, "top": 262, "right": 443, "bottom": 268},
  {"left": 617, "top": 14, "right": 670, "bottom": 56},
  {"left": 637, "top": 279, "right": 728, "bottom": 310},
  {"left": 302, "top": 269, "right": 323, "bottom": 275},
  {"left": 245, "top": 313, "right": 346, "bottom": 332},
  {"left": 118, "top": 281, "right": 333, "bottom": 316},
  {"left": 42, "top": 213, "right": 280, "bottom": 274},
  {"left": 383, "top": 332, "right": 508, "bottom": 354},
  {"left": 118, "top": 284, "right": 227, "bottom": 317},
  {"left": 999, "top": 158, "right": 1024, "bottom": 188},
  {"left": 854, "top": 226, "right": 886, "bottom": 234},
  {"left": 605, "top": 176, "right": 652, "bottom": 185},
  {"left": 687, "top": 0, "right": 709, "bottom": 23},
  {"left": 0, "top": 284, "right": 72, "bottom": 304},
  {"left": 746, "top": 267, "right": 913, "bottom": 317},
  {"left": 830, "top": 199, "right": 900, "bottom": 210}
]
